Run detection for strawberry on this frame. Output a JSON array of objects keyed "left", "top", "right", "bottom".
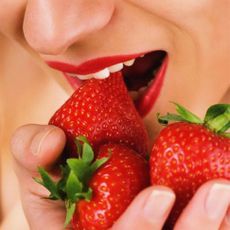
[
  {"left": 36, "top": 73, "right": 150, "bottom": 228},
  {"left": 36, "top": 136, "right": 149, "bottom": 229},
  {"left": 150, "top": 103, "right": 230, "bottom": 229},
  {"left": 49, "top": 72, "right": 149, "bottom": 157},
  {"left": 72, "top": 142, "right": 149, "bottom": 230}
]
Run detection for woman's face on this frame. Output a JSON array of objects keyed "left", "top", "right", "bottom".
[{"left": 1, "top": 0, "right": 229, "bottom": 140}]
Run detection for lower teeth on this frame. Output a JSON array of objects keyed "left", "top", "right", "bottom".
[
  {"left": 129, "top": 91, "right": 139, "bottom": 101},
  {"left": 148, "top": 79, "right": 154, "bottom": 86},
  {"left": 129, "top": 85, "right": 148, "bottom": 101},
  {"left": 127, "top": 60, "right": 161, "bottom": 101},
  {"left": 138, "top": 86, "right": 147, "bottom": 94}
]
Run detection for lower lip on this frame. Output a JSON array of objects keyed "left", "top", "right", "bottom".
[
  {"left": 64, "top": 73, "right": 83, "bottom": 90},
  {"left": 135, "top": 56, "right": 168, "bottom": 117}
]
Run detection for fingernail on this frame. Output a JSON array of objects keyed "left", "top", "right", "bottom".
[
  {"left": 30, "top": 127, "right": 57, "bottom": 155},
  {"left": 143, "top": 188, "right": 175, "bottom": 222},
  {"left": 205, "top": 183, "right": 230, "bottom": 220}
]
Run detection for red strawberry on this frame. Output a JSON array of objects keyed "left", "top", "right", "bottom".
[
  {"left": 150, "top": 103, "right": 230, "bottom": 229},
  {"left": 49, "top": 72, "right": 149, "bottom": 156},
  {"left": 36, "top": 73, "right": 150, "bottom": 228},
  {"left": 37, "top": 137, "right": 149, "bottom": 229},
  {"left": 72, "top": 142, "right": 149, "bottom": 230}
]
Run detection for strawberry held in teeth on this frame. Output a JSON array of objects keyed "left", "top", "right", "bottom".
[
  {"left": 49, "top": 72, "right": 149, "bottom": 157},
  {"left": 47, "top": 50, "right": 167, "bottom": 117}
]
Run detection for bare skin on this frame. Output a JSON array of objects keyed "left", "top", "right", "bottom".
[{"left": 0, "top": 0, "right": 229, "bottom": 229}]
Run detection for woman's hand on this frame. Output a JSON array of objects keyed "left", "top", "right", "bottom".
[{"left": 11, "top": 124, "right": 230, "bottom": 230}]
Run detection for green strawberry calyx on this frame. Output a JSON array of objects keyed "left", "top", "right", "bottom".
[
  {"left": 157, "top": 103, "right": 230, "bottom": 137},
  {"left": 34, "top": 136, "right": 110, "bottom": 227}
]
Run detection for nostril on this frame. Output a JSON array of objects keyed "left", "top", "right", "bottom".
[{"left": 23, "top": 0, "right": 115, "bottom": 55}]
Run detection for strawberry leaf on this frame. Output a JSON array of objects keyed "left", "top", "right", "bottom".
[
  {"left": 36, "top": 167, "right": 60, "bottom": 200},
  {"left": 157, "top": 103, "right": 203, "bottom": 125},
  {"left": 77, "top": 135, "right": 91, "bottom": 145},
  {"left": 219, "top": 121, "right": 230, "bottom": 133},
  {"left": 75, "top": 136, "right": 93, "bottom": 159},
  {"left": 64, "top": 201, "right": 76, "bottom": 228},
  {"left": 84, "top": 188, "right": 93, "bottom": 201},
  {"left": 90, "top": 157, "right": 110, "bottom": 173},
  {"left": 204, "top": 104, "right": 230, "bottom": 122},
  {"left": 66, "top": 171, "right": 83, "bottom": 203},
  {"left": 82, "top": 142, "right": 94, "bottom": 164},
  {"left": 67, "top": 159, "right": 89, "bottom": 182},
  {"left": 56, "top": 165, "right": 70, "bottom": 199},
  {"left": 75, "top": 188, "right": 93, "bottom": 201},
  {"left": 223, "top": 132, "right": 230, "bottom": 138},
  {"left": 173, "top": 102, "right": 203, "bottom": 124},
  {"left": 204, "top": 104, "right": 230, "bottom": 134},
  {"left": 157, "top": 113, "right": 187, "bottom": 125},
  {"left": 74, "top": 138, "right": 82, "bottom": 158}
]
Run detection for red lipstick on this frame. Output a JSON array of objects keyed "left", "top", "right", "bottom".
[
  {"left": 47, "top": 50, "right": 168, "bottom": 118},
  {"left": 47, "top": 52, "right": 147, "bottom": 75},
  {"left": 135, "top": 56, "right": 168, "bottom": 117}
]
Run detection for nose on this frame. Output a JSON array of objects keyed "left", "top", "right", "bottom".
[{"left": 23, "top": 0, "right": 115, "bottom": 55}]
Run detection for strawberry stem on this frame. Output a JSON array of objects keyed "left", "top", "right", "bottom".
[
  {"left": 34, "top": 136, "right": 110, "bottom": 227},
  {"left": 204, "top": 104, "right": 230, "bottom": 134},
  {"left": 158, "top": 103, "right": 230, "bottom": 137}
]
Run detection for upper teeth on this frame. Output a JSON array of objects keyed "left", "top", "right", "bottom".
[
  {"left": 93, "top": 68, "right": 110, "bottom": 79},
  {"left": 124, "top": 59, "right": 135, "bottom": 66},
  {"left": 66, "top": 58, "right": 136, "bottom": 80},
  {"left": 108, "top": 63, "right": 124, "bottom": 73}
]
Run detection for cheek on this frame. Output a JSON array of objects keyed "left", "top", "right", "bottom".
[
  {"left": 127, "top": 0, "right": 222, "bottom": 29},
  {"left": 0, "top": 0, "right": 26, "bottom": 39},
  {"left": 129, "top": 0, "right": 230, "bottom": 64}
]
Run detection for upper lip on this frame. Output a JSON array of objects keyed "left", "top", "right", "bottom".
[{"left": 46, "top": 51, "right": 149, "bottom": 75}]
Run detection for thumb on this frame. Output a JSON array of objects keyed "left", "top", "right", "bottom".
[
  {"left": 112, "top": 186, "right": 175, "bottom": 230},
  {"left": 11, "top": 124, "right": 70, "bottom": 230}
]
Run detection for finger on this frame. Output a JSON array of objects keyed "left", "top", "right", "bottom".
[
  {"left": 11, "top": 124, "right": 69, "bottom": 230},
  {"left": 112, "top": 186, "right": 176, "bottom": 230},
  {"left": 220, "top": 207, "right": 230, "bottom": 230},
  {"left": 174, "top": 179, "right": 230, "bottom": 230},
  {"left": 11, "top": 124, "right": 66, "bottom": 173},
  {"left": 11, "top": 124, "right": 66, "bottom": 195}
]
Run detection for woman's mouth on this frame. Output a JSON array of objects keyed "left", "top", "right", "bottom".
[
  {"left": 47, "top": 50, "right": 167, "bottom": 117},
  {"left": 122, "top": 51, "right": 167, "bottom": 117}
]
